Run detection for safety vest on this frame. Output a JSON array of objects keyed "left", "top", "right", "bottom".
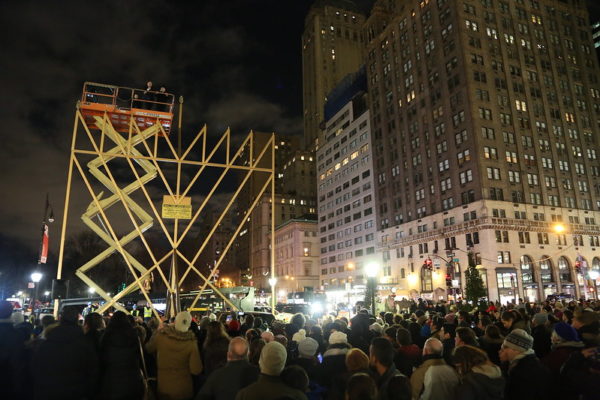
[
  {"left": 131, "top": 308, "right": 141, "bottom": 317},
  {"left": 144, "top": 307, "right": 152, "bottom": 318}
]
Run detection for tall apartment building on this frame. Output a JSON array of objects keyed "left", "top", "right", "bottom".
[
  {"left": 302, "top": 0, "right": 371, "bottom": 150},
  {"left": 317, "top": 69, "right": 378, "bottom": 303},
  {"left": 365, "top": 0, "right": 600, "bottom": 302}
]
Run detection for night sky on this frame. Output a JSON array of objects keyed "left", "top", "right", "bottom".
[{"left": 0, "top": 0, "right": 312, "bottom": 290}]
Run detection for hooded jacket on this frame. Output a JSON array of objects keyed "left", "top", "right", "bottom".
[
  {"left": 146, "top": 324, "right": 203, "bottom": 400},
  {"left": 454, "top": 364, "right": 505, "bottom": 400}
]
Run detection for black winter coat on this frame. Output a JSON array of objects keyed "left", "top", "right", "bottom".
[
  {"left": 454, "top": 371, "right": 505, "bottom": 400},
  {"left": 505, "top": 353, "right": 551, "bottom": 400},
  {"left": 196, "top": 359, "right": 259, "bottom": 400},
  {"left": 99, "top": 328, "right": 144, "bottom": 400},
  {"left": 33, "top": 323, "right": 99, "bottom": 400},
  {"left": 531, "top": 325, "right": 552, "bottom": 359},
  {"left": 318, "top": 346, "right": 349, "bottom": 389},
  {"left": 0, "top": 321, "right": 26, "bottom": 398}
]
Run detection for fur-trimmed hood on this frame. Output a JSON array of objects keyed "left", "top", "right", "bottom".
[{"left": 158, "top": 324, "right": 196, "bottom": 341}]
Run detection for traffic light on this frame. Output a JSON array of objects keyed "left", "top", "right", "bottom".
[
  {"left": 424, "top": 258, "right": 433, "bottom": 270},
  {"left": 446, "top": 273, "right": 452, "bottom": 287},
  {"left": 575, "top": 261, "right": 582, "bottom": 274}
]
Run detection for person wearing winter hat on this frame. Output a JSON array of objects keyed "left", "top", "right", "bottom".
[
  {"left": 499, "top": 329, "right": 550, "bottom": 400},
  {"left": 541, "top": 322, "right": 584, "bottom": 397},
  {"left": 235, "top": 341, "right": 306, "bottom": 400},
  {"left": 288, "top": 337, "right": 322, "bottom": 383},
  {"left": 530, "top": 312, "right": 551, "bottom": 358},
  {"left": 321, "top": 330, "right": 351, "bottom": 389},
  {"left": 369, "top": 322, "right": 384, "bottom": 336},
  {"left": 146, "top": 311, "right": 202, "bottom": 400},
  {"left": 292, "top": 328, "right": 307, "bottom": 343},
  {"left": 328, "top": 330, "right": 348, "bottom": 345}
]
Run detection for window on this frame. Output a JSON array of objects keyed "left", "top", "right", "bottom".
[
  {"left": 487, "top": 167, "right": 501, "bottom": 180},
  {"left": 495, "top": 230, "right": 509, "bottom": 243},
  {"left": 479, "top": 107, "right": 492, "bottom": 120},
  {"left": 521, "top": 255, "right": 535, "bottom": 283},
  {"left": 508, "top": 171, "right": 521, "bottom": 183},
  {"left": 558, "top": 257, "right": 571, "bottom": 282},
  {"left": 506, "top": 151, "right": 517, "bottom": 164},
  {"left": 497, "top": 251, "right": 511, "bottom": 264},
  {"left": 518, "top": 232, "right": 531, "bottom": 244},
  {"left": 457, "top": 149, "right": 471, "bottom": 166},
  {"left": 459, "top": 169, "right": 473, "bottom": 184}
]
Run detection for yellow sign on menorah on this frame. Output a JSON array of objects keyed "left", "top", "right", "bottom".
[{"left": 162, "top": 195, "right": 192, "bottom": 219}]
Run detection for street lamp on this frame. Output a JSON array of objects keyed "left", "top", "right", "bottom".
[
  {"left": 552, "top": 223, "right": 566, "bottom": 234},
  {"left": 268, "top": 277, "right": 277, "bottom": 313},
  {"left": 31, "top": 272, "right": 43, "bottom": 314},
  {"left": 589, "top": 270, "right": 599, "bottom": 300},
  {"left": 88, "top": 287, "right": 95, "bottom": 298},
  {"left": 365, "top": 262, "right": 380, "bottom": 316}
]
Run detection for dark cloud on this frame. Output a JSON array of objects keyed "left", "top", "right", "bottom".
[{"left": 0, "top": 0, "right": 311, "bottom": 264}]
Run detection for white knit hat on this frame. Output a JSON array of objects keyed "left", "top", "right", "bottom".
[
  {"left": 292, "top": 328, "right": 306, "bottom": 342},
  {"left": 174, "top": 311, "right": 192, "bottom": 333},
  {"left": 259, "top": 341, "right": 287, "bottom": 376},
  {"left": 329, "top": 331, "right": 348, "bottom": 345}
]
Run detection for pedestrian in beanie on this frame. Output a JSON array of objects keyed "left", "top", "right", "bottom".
[
  {"left": 499, "top": 328, "right": 550, "bottom": 400},
  {"left": 146, "top": 311, "right": 202, "bottom": 400},
  {"left": 235, "top": 341, "right": 306, "bottom": 400}
]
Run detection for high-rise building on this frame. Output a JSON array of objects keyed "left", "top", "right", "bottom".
[
  {"left": 588, "top": 0, "right": 600, "bottom": 60},
  {"left": 302, "top": 0, "right": 370, "bottom": 150},
  {"left": 317, "top": 68, "right": 377, "bottom": 304},
  {"left": 365, "top": 0, "right": 600, "bottom": 302}
]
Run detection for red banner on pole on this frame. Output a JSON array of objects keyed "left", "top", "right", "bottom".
[{"left": 40, "top": 224, "right": 49, "bottom": 264}]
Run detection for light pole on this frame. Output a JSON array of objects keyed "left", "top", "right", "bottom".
[
  {"left": 31, "top": 272, "right": 43, "bottom": 315},
  {"left": 588, "top": 270, "right": 599, "bottom": 300},
  {"left": 510, "top": 274, "right": 517, "bottom": 305},
  {"left": 365, "top": 262, "right": 380, "bottom": 316},
  {"left": 268, "top": 277, "right": 277, "bottom": 313}
]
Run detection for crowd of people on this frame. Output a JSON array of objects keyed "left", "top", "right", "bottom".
[{"left": 0, "top": 297, "right": 599, "bottom": 400}]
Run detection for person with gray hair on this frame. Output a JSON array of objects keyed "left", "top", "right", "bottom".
[
  {"left": 409, "top": 338, "right": 458, "bottom": 400},
  {"left": 197, "top": 337, "right": 259, "bottom": 400}
]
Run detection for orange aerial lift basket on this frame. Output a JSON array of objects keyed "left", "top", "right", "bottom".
[{"left": 79, "top": 82, "right": 175, "bottom": 134}]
